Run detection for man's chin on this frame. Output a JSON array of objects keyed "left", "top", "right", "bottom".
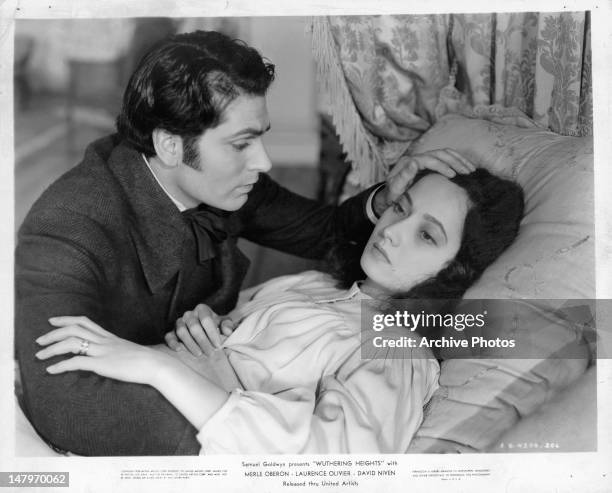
[{"left": 222, "top": 194, "right": 250, "bottom": 211}]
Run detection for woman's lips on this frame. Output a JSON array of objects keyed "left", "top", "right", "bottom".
[{"left": 372, "top": 242, "right": 390, "bottom": 263}]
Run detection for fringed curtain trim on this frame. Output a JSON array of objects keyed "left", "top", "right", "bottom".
[{"left": 311, "top": 17, "right": 386, "bottom": 187}]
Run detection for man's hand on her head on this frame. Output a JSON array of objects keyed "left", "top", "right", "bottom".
[
  {"left": 372, "top": 148, "right": 476, "bottom": 217},
  {"left": 165, "top": 303, "right": 236, "bottom": 357}
]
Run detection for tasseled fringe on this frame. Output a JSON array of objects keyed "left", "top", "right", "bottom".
[{"left": 311, "top": 17, "right": 385, "bottom": 188}]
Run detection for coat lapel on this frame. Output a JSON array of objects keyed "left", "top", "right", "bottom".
[{"left": 107, "top": 140, "right": 187, "bottom": 294}]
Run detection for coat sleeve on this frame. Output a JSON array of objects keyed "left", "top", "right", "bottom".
[
  {"left": 196, "top": 352, "right": 440, "bottom": 454},
  {"left": 15, "top": 208, "right": 200, "bottom": 456},
  {"left": 237, "top": 173, "right": 379, "bottom": 259}
]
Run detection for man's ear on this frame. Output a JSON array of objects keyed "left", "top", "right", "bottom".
[{"left": 152, "top": 128, "right": 182, "bottom": 168}]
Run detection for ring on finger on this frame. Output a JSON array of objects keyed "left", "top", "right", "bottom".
[{"left": 78, "top": 338, "right": 90, "bottom": 356}]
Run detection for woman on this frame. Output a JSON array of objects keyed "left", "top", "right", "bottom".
[{"left": 35, "top": 167, "right": 523, "bottom": 454}]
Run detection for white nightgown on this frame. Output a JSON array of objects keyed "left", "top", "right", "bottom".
[{"left": 196, "top": 271, "right": 439, "bottom": 454}]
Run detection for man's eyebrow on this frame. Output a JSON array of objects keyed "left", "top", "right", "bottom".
[
  {"left": 228, "top": 124, "right": 271, "bottom": 138},
  {"left": 423, "top": 213, "right": 447, "bottom": 242}
]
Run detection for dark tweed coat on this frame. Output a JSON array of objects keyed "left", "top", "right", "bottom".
[{"left": 15, "top": 134, "right": 375, "bottom": 456}]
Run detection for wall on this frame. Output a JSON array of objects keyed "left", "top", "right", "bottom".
[{"left": 248, "top": 17, "right": 319, "bottom": 167}]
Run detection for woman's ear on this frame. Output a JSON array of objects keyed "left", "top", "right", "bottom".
[{"left": 151, "top": 128, "right": 182, "bottom": 168}]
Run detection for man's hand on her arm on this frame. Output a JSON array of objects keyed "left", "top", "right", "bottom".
[
  {"left": 165, "top": 303, "right": 236, "bottom": 356},
  {"left": 372, "top": 148, "right": 476, "bottom": 218}
]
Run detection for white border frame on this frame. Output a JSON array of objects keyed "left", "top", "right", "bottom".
[{"left": 2, "top": 1, "right": 611, "bottom": 492}]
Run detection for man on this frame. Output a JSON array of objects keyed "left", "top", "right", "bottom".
[{"left": 15, "top": 30, "right": 471, "bottom": 456}]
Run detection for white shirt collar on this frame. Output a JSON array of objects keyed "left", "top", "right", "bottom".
[
  {"left": 142, "top": 154, "right": 188, "bottom": 212},
  {"left": 312, "top": 281, "right": 372, "bottom": 304}
]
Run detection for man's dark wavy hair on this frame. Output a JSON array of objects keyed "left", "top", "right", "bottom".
[
  {"left": 328, "top": 168, "right": 524, "bottom": 299},
  {"left": 116, "top": 30, "right": 275, "bottom": 159}
]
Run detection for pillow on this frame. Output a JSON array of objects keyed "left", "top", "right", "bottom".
[{"left": 405, "top": 114, "right": 594, "bottom": 452}]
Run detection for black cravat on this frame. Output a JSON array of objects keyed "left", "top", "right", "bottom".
[{"left": 181, "top": 204, "right": 229, "bottom": 263}]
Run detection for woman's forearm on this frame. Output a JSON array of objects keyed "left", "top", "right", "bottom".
[
  {"left": 150, "top": 352, "right": 230, "bottom": 431},
  {"left": 37, "top": 318, "right": 230, "bottom": 432}
]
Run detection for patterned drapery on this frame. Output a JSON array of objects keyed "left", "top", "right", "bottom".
[{"left": 312, "top": 13, "right": 592, "bottom": 186}]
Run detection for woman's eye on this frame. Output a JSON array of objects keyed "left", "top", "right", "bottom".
[
  {"left": 420, "top": 230, "right": 436, "bottom": 245},
  {"left": 392, "top": 201, "right": 406, "bottom": 214}
]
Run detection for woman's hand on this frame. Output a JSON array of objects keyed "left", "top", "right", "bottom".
[
  {"left": 36, "top": 316, "right": 169, "bottom": 386},
  {"left": 37, "top": 316, "right": 231, "bottom": 431},
  {"left": 372, "top": 148, "right": 476, "bottom": 217},
  {"left": 165, "top": 304, "right": 236, "bottom": 357}
]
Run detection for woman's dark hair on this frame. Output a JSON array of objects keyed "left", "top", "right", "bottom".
[
  {"left": 328, "top": 168, "right": 524, "bottom": 299},
  {"left": 116, "top": 30, "right": 275, "bottom": 161}
]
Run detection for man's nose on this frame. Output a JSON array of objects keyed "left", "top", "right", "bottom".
[{"left": 248, "top": 141, "right": 272, "bottom": 173}]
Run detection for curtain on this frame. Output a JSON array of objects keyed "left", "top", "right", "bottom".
[{"left": 312, "top": 12, "right": 592, "bottom": 187}]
